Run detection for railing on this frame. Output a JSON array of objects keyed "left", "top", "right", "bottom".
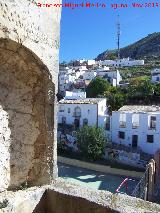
[
  {"left": 115, "top": 160, "right": 152, "bottom": 198},
  {"left": 73, "top": 112, "right": 81, "bottom": 117},
  {"left": 116, "top": 178, "right": 129, "bottom": 193},
  {"left": 131, "top": 166, "right": 149, "bottom": 200},
  {"left": 148, "top": 125, "right": 156, "bottom": 130},
  {"left": 116, "top": 178, "right": 137, "bottom": 195},
  {"left": 119, "top": 121, "right": 126, "bottom": 128},
  {"left": 132, "top": 123, "right": 139, "bottom": 128},
  {"left": 106, "top": 123, "right": 110, "bottom": 131}
]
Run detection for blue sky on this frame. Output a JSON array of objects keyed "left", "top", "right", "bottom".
[{"left": 60, "top": 0, "right": 160, "bottom": 62}]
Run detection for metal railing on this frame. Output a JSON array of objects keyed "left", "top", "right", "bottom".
[
  {"left": 119, "top": 121, "right": 126, "bottom": 128},
  {"left": 73, "top": 112, "right": 81, "bottom": 117},
  {"left": 131, "top": 166, "right": 149, "bottom": 200}
]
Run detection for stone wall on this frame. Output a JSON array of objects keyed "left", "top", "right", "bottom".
[
  {"left": 1, "top": 179, "right": 160, "bottom": 213},
  {"left": 0, "top": 1, "right": 61, "bottom": 190}
]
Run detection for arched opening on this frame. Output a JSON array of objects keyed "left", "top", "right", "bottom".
[
  {"left": 0, "top": 38, "right": 56, "bottom": 190},
  {"left": 74, "top": 106, "right": 81, "bottom": 117}
]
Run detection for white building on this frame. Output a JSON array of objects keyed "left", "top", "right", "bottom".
[
  {"left": 58, "top": 98, "right": 108, "bottom": 129},
  {"left": 111, "top": 105, "right": 160, "bottom": 155},
  {"left": 96, "top": 67, "right": 122, "bottom": 86},
  {"left": 65, "top": 91, "right": 86, "bottom": 99},
  {"left": 82, "top": 70, "right": 97, "bottom": 81},
  {"left": 96, "top": 66, "right": 110, "bottom": 73},
  {"left": 75, "top": 59, "right": 96, "bottom": 66},
  {"left": 99, "top": 58, "right": 144, "bottom": 67},
  {"left": 58, "top": 72, "right": 76, "bottom": 94},
  {"left": 73, "top": 65, "right": 88, "bottom": 71},
  {"left": 151, "top": 68, "right": 160, "bottom": 84},
  {"left": 86, "top": 60, "right": 96, "bottom": 66},
  {"left": 58, "top": 66, "right": 86, "bottom": 94}
]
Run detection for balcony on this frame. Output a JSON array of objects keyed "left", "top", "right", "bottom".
[
  {"left": 119, "top": 121, "right": 126, "bottom": 128},
  {"left": 106, "top": 123, "right": 110, "bottom": 131},
  {"left": 148, "top": 121, "right": 156, "bottom": 130},
  {"left": 132, "top": 122, "right": 139, "bottom": 129},
  {"left": 73, "top": 112, "right": 81, "bottom": 117},
  {"left": 148, "top": 126, "right": 156, "bottom": 130}
]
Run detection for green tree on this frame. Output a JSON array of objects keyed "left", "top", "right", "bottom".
[
  {"left": 153, "top": 83, "right": 160, "bottom": 96},
  {"left": 86, "top": 77, "right": 110, "bottom": 98},
  {"left": 76, "top": 126, "right": 107, "bottom": 160},
  {"left": 104, "top": 87, "right": 126, "bottom": 112},
  {"left": 128, "top": 79, "right": 154, "bottom": 102}
]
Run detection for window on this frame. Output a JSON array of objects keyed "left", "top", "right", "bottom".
[
  {"left": 62, "top": 116, "right": 66, "bottom": 124},
  {"left": 83, "top": 118, "right": 88, "bottom": 126},
  {"left": 119, "top": 113, "right": 126, "bottom": 128},
  {"left": 147, "top": 135, "right": 154, "bottom": 143},
  {"left": 119, "top": 131, "right": 125, "bottom": 139},
  {"left": 149, "top": 116, "right": 156, "bottom": 129},
  {"left": 132, "top": 114, "right": 139, "bottom": 128},
  {"left": 59, "top": 105, "right": 65, "bottom": 112},
  {"left": 106, "top": 116, "right": 110, "bottom": 130},
  {"left": 68, "top": 108, "right": 70, "bottom": 113}
]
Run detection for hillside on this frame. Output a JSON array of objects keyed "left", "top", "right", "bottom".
[{"left": 96, "top": 32, "right": 160, "bottom": 61}]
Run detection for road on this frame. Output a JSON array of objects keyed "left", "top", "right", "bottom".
[{"left": 58, "top": 162, "right": 139, "bottom": 195}]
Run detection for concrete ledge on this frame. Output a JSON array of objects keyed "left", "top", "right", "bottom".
[
  {"left": 58, "top": 156, "right": 144, "bottom": 178},
  {"left": 0, "top": 178, "right": 160, "bottom": 213}
]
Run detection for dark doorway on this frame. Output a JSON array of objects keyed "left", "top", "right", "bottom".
[
  {"left": 74, "top": 119, "right": 80, "bottom": 129},
  {"left": 132, "top": 135, "right": 138, "bottom": 148}
]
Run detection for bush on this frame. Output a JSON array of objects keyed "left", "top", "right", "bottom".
[{"left": 76, "top": 126, "right": 107, "bottom": 160}]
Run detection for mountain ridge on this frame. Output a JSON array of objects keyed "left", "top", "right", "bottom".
[{"left": 95, "top": 32, "right": 160, "bottom": 61}]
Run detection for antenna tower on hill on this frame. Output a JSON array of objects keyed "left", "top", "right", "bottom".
[{"left": 117, "top": 14, "right": 120, "bottom": 59}]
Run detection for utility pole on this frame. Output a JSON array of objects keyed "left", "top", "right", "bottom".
[{"left": 117, "top": 14, "right": 120, "bottom": 59}]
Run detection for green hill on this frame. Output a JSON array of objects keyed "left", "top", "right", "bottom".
[{"left": 96, "top": 32, "right": 160, "bottom": 61}]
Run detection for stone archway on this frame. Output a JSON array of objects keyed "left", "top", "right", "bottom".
[{"left": 0, "top": 38, "right": 56, "bottom": 191}]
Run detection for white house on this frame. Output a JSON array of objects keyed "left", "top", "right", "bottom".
[
  {"left": 151, "top": 68, "right": 160, "bottom": 84},
  {"left": 111, "top": 105, "right": 160, "bottom": 155},
  {"left": 73, "top": 65, "right": 88, "bottom": 71},
  {"left": 99, "top": 58, "right": 144, "bottom": 67},
  {"left": 96, "top": 67, "right": 122, "bottom": 86},
  {"left": 86, "top": 60, "right": 96, "bottom": 66},
  {"left": 58, "top": 67, "right": 86, "bottom": 94},
  {"left": 58, "top": 72, "right": 76, "bottom": 94},
  {"left": 65, "top": 91, "right": 86, "bottom": 99},
  {"left": 74, "top": 59, "right": 96, "bottom": 66},
  {"left": 96, "top": 66, "right": 110, "bottom": 73},
  {"left": 82, "top": 70, "right": 97, "bottom": 81},
  {"left": 58, "top": 98, "right": 108, "bottom": 129}
]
